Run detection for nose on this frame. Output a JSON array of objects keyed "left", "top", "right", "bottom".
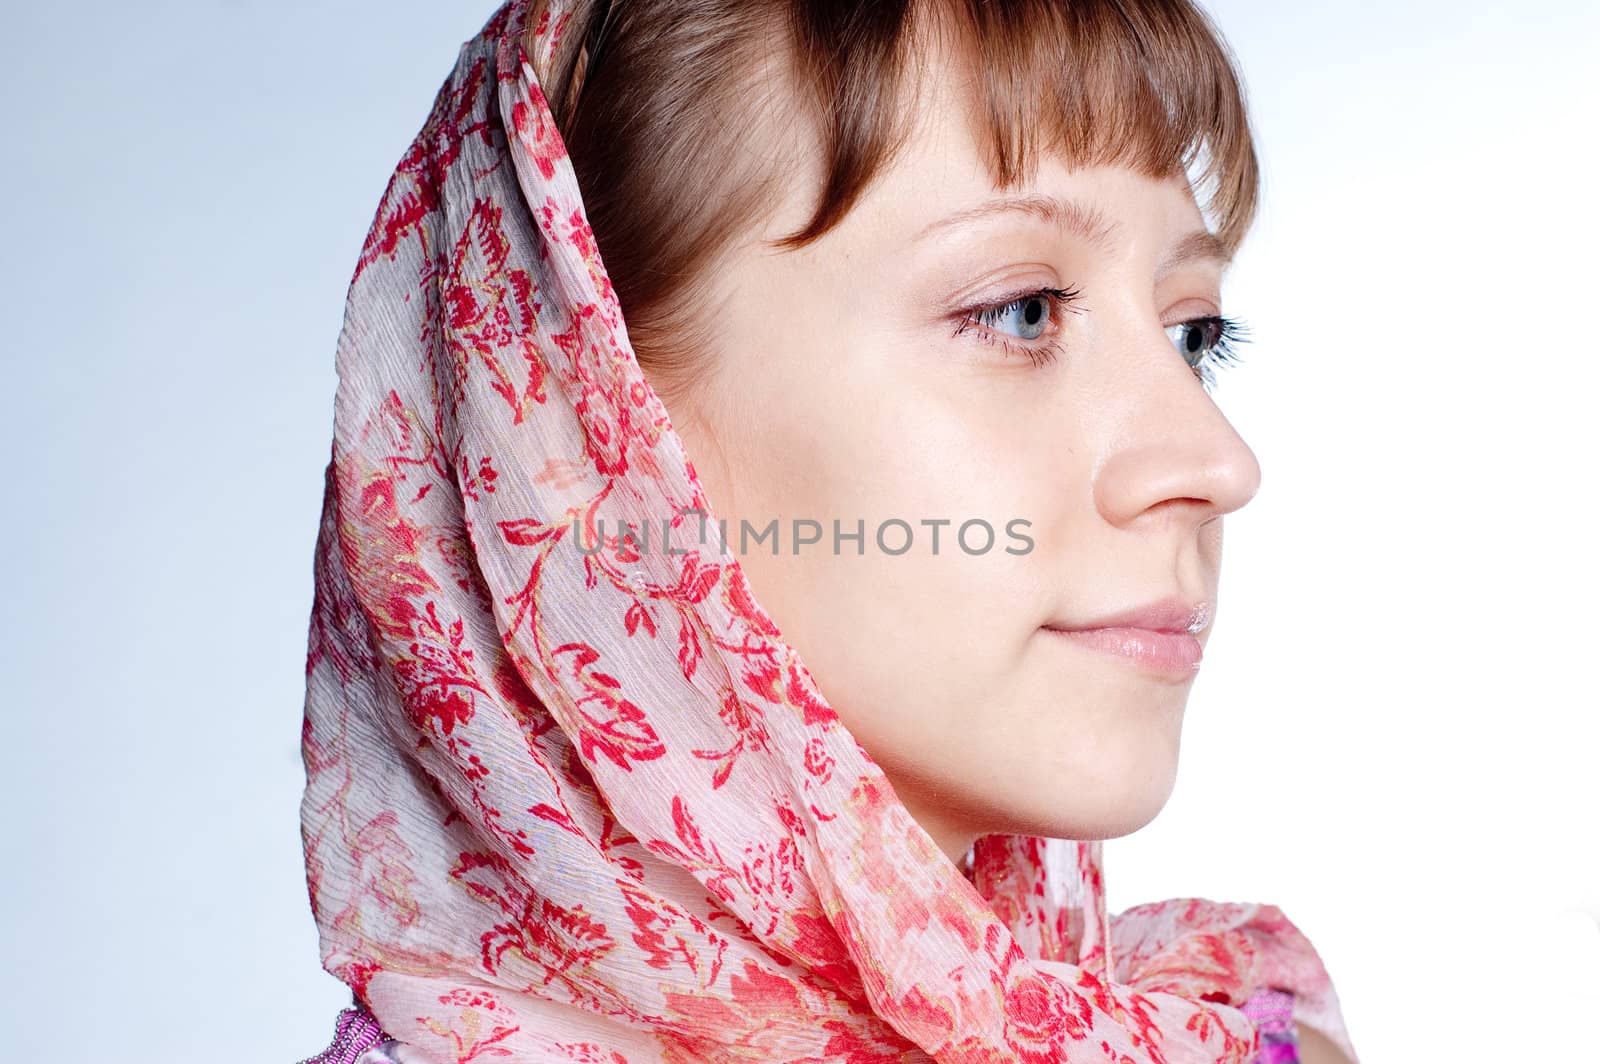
[{"left": 1092, "top": 333, "right": 1262, "bottom": 529}]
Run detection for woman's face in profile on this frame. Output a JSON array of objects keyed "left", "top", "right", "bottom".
[{"left": 656, "top": 43, "right": 1261, "bottom": 866}]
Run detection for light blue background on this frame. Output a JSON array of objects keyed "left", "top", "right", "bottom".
[{"left": 3, "top": 2, "right": 1595, "bottom": 1060}]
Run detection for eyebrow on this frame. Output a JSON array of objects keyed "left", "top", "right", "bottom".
[
  {"left": 914, "top": 192, "right": 1233, "bottom": 273},
  {"left": 916, "top": 193, "right": 1122, "bottom": 251},
  {"left": 1157, "top": 227, "right": 1233, "bottom": 276}
]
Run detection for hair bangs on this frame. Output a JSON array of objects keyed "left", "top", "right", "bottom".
[{"left": 773, "top": 0, "right": 1259, "bottom": 255}]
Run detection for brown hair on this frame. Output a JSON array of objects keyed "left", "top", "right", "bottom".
[{"left": 527, "top": 0, "right": 1259, "bottom": 400}]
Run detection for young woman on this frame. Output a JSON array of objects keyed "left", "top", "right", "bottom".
[{"left": 296, "top": 1, "right": 1359, "bottom": 1061}]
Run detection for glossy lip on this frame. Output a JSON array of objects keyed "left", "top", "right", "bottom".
[{"left": 1040, "top": 597, "right": 1212, "bottom": 680}]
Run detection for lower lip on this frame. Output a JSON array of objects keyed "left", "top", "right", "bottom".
[{"left": 1041, "top": 625, "right": 1203, "bottom": 679}]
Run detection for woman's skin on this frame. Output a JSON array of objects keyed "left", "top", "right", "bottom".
[
  {"left": 660, "top": 36, "right": 1256, "bottom": 861},
  {"left": 648, "top": 27, "right": 1353, "bottom": 1064}
]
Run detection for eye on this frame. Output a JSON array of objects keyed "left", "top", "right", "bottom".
[
  {"left": 1165, "top": 314, "right": 1251, "bottom": 392},
  {"left": 952, "top": 284, "right": 1084, "bottom": 368},
  {"left": 981, "top": 291, "right": 1053, "bottom": 341}
]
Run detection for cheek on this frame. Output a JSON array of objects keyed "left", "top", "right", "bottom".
[
  {"left": 767, "top": 413, "right": 1183, "bottom": 842},
  {"left": 682, "top": 317, "right": 1183, "bottom": 840},
  {"left": 691, "top": 355, "right": 1045, "bottom": 758}
]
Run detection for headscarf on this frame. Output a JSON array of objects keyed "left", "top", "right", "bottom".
[{"left": 299, "top": 1, "right": 1359, "bottom": 1060}]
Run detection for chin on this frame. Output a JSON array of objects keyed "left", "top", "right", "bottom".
[
  {"left": 992, "top": 754, "right": 1181, "bottom": 842},
  {"left": 1079, "top": 782, "right": 1177, "bottom": 839}
]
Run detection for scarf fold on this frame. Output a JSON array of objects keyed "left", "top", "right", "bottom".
[{"left": 299, "top": 2, "right": 1357, "bottom": 1060}]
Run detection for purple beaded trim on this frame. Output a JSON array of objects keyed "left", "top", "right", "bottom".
[
  {"left": 296, "top": 1002, "right": 391, "bottom": 1064},
  {"left": 1240, "top": 986, "right": 1299, "bottom": 1064}
]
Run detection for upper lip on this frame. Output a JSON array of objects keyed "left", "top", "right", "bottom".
[{"left": 1043, "top": 596, "right": 1212, "bottom": 634}]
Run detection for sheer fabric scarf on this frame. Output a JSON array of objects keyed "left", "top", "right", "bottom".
[{"left": 299, "top": 1, "right": 1358, "bottom": 1060}]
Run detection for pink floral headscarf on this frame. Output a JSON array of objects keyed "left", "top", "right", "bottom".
[{"left": 299, "top": 1, "right": 1358, "bottom": 1060}]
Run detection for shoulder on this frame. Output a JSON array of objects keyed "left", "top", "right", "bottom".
[{"left": 1296, "top": 1022, "right": 1357, "bottom": 1064}]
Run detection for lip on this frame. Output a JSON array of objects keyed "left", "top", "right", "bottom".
[{"left": 1040, "top": 597, "right": 1211, "bottom": 680}]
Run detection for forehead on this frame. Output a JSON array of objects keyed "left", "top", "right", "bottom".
[
  {"left": 818, "top": 103, "right": 1207, "bottom": 269},
  {"left": 777, "top": 12, "right": 1207, "bottom": 251}
]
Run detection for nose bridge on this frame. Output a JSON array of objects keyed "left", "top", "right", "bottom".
[{"left": 1090, "top": 316, "right": 1262, "bottom": 528}]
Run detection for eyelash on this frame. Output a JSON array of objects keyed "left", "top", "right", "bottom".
[
  {"left": 951, "top": 285, "right": 1252, "bottom": 391},
  {"left": 1178, "top": 314, "right": 1251, "bottom": 393},
  {"left": 952, "top": 285, "right": 1082, "bottom": 368}
]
